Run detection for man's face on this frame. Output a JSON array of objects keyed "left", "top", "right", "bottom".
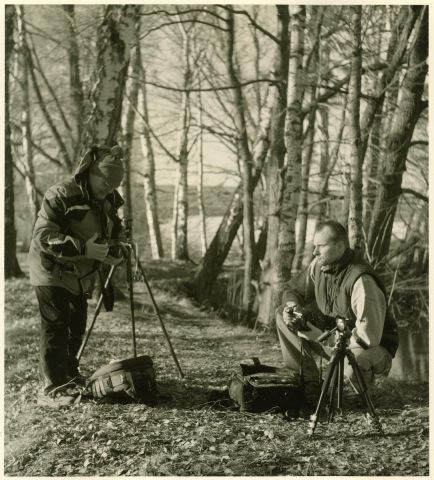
[
  {"left": 312, "top": 227, "right": 346, "bottom": 266},
  {"left": 88, "top": 172, "right": 115, "bottom": 201}
]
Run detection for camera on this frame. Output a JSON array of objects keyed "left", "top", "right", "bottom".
[
  {"left": 96, "top": 237, "right": 125, "bottom": 258},
  {"left": 283, "top": 305, "right": 311, "bottom": 331}
]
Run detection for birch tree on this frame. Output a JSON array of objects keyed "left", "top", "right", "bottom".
[
  {"left": 138, "top": 64, "right": 164, "bottom": 259},
  {"left": 367, "top": 7, "right": 428, "bottom": 267},
  {"left": 5, "top": 5, "right": 23, "bottom": 278},
  {"left": 84, "top": 5, "right": 139, "bottom": 146},
  {"left": 171, "top": 18, "right": 193, "bottom": 261},
  {"left": 121, "top": 21, "right": 142, "bottom": 229},
  {"left": 255, "top": 5, "right": 289, "bottom": 327},
  {"left": 226, "top": 9, "right": 256, "bottom": 315},
  {"left": 62, "top": 4, "right": 84, "bottom": 163},
  {"left": 346, "top": 6, "right": 364, "bottom": 251},
  {"left": 293, "top": 6, "right": 323, "bottom": 270},
  {"left": 274, "top": 5, "right": 305, "bottom": 307},
  {"left": 16, "top": 5, "right": 40, "bottom": 225}
]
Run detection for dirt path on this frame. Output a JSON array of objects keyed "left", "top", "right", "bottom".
[{"left": 4, "top": 275, "right": 429, "bottom": 476}]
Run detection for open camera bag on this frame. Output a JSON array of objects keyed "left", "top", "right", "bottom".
[
  {"left": 87, "top": 355, "right": 157, "bottom": 405},
  {"left": 228, "top": 357, "right": 303, "bottom": 414}
]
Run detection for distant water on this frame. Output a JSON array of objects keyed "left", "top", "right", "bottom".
[{"left": 388, "top": 326, "right": 429, "bottom": 382}]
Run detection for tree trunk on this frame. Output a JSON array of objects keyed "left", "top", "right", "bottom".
[
  {"left": 196, "top": 85, "right": 207, "bottom": 255},
  {"left": 5, "top": 5, "right": 23, "bottom": 278},
  {"left": 190, "top": 93, "right": 274, "bottom": 301},
  {"left": 293, "top": 6, "right": 323, "bottom": 271},
  {"left": 360, "top": 6, "right": 421, "bottom": 161},
  {"left": 346, "top": 6, "right": 364, "bottom": 251},
  {"left": 121, "top": 22, "right": 141, "bottom": 232},
  {"left": 171, "top": 26, "right": 191, "bottom": 261},
  {"left": 16, "top": 6, "right": 40, "bottom": 226},
  {"left": 84, "top": 5, "right": 139, "bottom": 146},
  {"left": 367, "top": 7, "right": 428, "bottom": 267},
  {"left": 226, "top": 10, "right": 255, "bottom": 316},
  {"left": 274, "top": 5, "right": 305, "bottom": 308},
  {"left": 255, "top": 5, "right": 289, "bottom": 327},
  {"left": 138, "top": 65, "right": 164, "bottom": 259},
  {"left": 62, "top": 4, "right": 84, "bottom": 163}
]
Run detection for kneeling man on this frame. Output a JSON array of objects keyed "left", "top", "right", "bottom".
[{"left": 276, "top": 220, "right": 399, "bottom": 396}]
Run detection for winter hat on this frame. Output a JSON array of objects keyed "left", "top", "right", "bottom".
[{"left": 90, "top": 145, "right": 125, "bottom": 188}]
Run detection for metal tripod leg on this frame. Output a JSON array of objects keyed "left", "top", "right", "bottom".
[
  {"left": 337, "top": 356, "right": 344, "bottom": 409},
  {"left": 76, "top": 264, "right": 117, "bottom": 362},
  {"left": 136, "top": 259, "right": 185, "bottom": 379},
  {"left": 327, "top": 367, "right": 338, "bottom": 422},
  {"left": 346, "top": 350, "right": 384, "bottom": 435},
  {"left": 126, "top": 248, "right": 137, "bottom": 357},
  {"left": 308, "top": 350, "right": 341, "bottom": 436}
]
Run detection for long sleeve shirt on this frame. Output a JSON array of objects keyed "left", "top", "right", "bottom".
[{"left": 348, "top": 274, "right": 386, "bottom": 349}]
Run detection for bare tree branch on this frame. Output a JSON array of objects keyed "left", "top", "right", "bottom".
[
  {"left": 135, "top": 75, "right": 278, "bottom": 93},
  {"left": 140, "top": 7, "right": 227, "bottom": 22},
  {"left": 217, "top": 5, "right": 280, "bottom": 45},
  {"left": 401, "top": 188, "right": 428, "bottom": 203},
  {"left": 140, "top": 19, "right": 228, "bottom": 39}
]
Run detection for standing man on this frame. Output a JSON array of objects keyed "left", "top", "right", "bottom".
[
  {"left": 276, "top": 220, "right": 399, "bottom": 399},
  {"left": 29, "top": 144, "right": 125, "bottom": 407}
]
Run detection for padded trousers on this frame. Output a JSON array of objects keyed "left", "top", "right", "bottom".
[{"left": 35, "top": 286, "right": 87, "bottom": 388}]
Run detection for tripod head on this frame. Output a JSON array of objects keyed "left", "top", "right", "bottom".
[{"left": 317, "top": 316, "right": 351, "bottom": 344}]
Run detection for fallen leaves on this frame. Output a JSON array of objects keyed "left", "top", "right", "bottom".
[{"left": 4, "top": 275, "right": 430, "bottom": 477}]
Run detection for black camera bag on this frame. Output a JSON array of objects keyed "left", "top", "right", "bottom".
[
  {"left": 228, "top": 357, "right": 303, "bottom": 414},
  {"left": 87, "top": 355, "right": 157, "bottom": 405}
]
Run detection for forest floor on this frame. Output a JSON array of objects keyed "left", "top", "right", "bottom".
[{"left": 4, "top": 261, "right": 429, "bottom": 476}]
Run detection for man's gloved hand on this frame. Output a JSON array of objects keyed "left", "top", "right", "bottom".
[
  {"left": 282, "top": 302, "right": 317, "bottom": 332},
  {"left": 85, "top": 233, "right": 109, "bottom": 261}
]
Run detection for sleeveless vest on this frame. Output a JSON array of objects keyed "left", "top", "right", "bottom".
[{"left": 313, "top": 249, "right": 399, "bottom": 357}]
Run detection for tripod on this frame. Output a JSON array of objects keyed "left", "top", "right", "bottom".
[
  {"left": 307, "top": 318, "right": 383, "bottom": 436},
  {"left": 76, "top": 220, "right": 184, "bottom": 379}
]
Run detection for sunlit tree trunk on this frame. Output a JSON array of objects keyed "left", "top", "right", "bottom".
[
  {"left": 121, "top": 20, "right": 141, "bottom": 232},
  {"left": 62, "top": 4, "right": 84, "bottom": 163},
  {"left": 367, "top": 7, "right": 428, "bottom": 267},
  {"left": 84, "top": 5, "right": 139, "bottom": 146},
  {"left": 294, "top": 6, "right": 323, "bottom": 271},
  {"left": 5, "top": 5, "right": 23, "bottom": 278},
  {"left": 226, "top": 10, "right": 255, "bottom": 316},
  {"left": 16, "top": 5, "right": 40, "bottom": 226},
  {"left": 138, "top": 66, "right": 164, "bottom": 259},
  {"left": 346, "top": 6, "right": 364, "bottom": 251},
  {"left": 196, "top": 83, "right": 207, "bottom": 255},
  {"left": 274, "top": 5, "right": 305, "bottom": 308},
  {"left": 256, "top": 5, "right": 289, "bottom": 327},
  {"left": 171, "top": 23, "right": 191, "bottom": 261}
]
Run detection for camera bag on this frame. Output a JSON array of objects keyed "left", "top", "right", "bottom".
[
  {"left": 87, "top": 355, "right": 157, "bottom": 405},
  {"left": 228, "top": 357, "right": 303, "bottom": 414}
]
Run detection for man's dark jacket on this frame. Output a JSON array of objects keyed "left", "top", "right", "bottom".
[{"left": 29, "top": 150, "right": 124, "bottom": 295}]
